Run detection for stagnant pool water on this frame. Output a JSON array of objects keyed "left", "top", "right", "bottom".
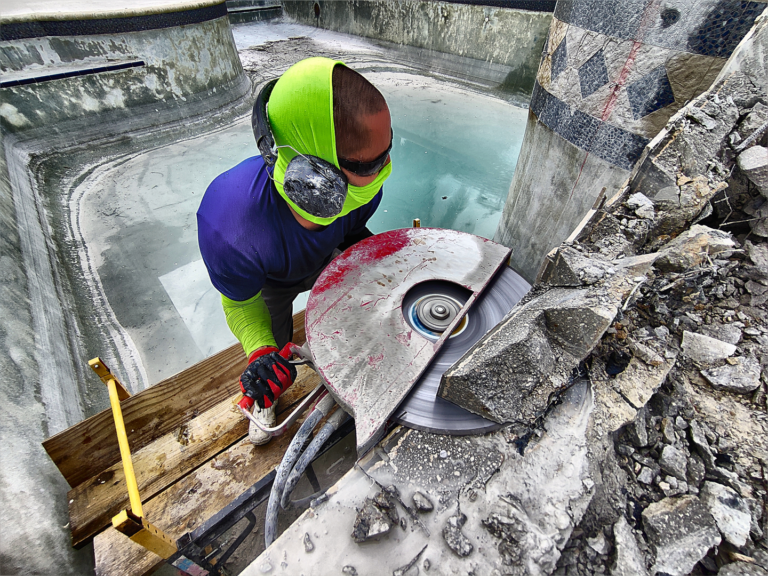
[{"left": 76, "top": 22, "right": 528, "bottom": 384}]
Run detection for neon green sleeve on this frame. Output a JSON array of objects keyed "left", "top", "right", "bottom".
[{"left": 221, "top": 292, "right": 277, "bottom": 356}]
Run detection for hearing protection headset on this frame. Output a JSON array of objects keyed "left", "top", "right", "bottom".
[{"left": 251, "top": 79, "right": 349, "bottom": 219}]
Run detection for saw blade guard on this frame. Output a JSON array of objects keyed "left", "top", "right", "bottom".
[{"left": 304, "top": 227, "right": 514, "bottom": 455}]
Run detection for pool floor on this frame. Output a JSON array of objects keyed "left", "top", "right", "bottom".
[{"left": 76, "top": 20, "right": 528, "bottom": 387}]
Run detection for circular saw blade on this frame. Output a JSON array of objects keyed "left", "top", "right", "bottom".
[{"left": 393, "top": 266, "right": 530, "bottom": 435}]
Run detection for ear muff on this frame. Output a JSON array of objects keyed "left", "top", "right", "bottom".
[
  {"left": 284, "top": 156, "right": 348, "bottom": 219},
  {"left": 251, "top": 78, "right": 350, "bottom": 219},
  {"left": 252, "top": 79, "right": 279, "bottom": 167}
]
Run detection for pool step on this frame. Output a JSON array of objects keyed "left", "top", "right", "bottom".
[
  {"left": 0, "top": 58, "right": 144, "bottom": 88},
  {"left": 226, "top": 0, "right": 282, "bottom": 24}
]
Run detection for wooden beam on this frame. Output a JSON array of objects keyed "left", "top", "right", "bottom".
[
  {"left": 93, "top": 415, "right": 318, "bottom": 576},
  {"left": 69, "top": 366, "right": 319, "bottom": 547},
  {"left": 44, "top": 310, "right": 308, "bottom": 489},
  {"left": 292, "top": 309, "right": 306, "bottom": 349},
  {"left": 43, "top": 344, "right": 246, "bottom": 488}
]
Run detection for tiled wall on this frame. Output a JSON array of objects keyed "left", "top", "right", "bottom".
[
  {"left": 496, "top": 0, "right": 767, "bottom": 282},
  {"left": 535, "top": 0, "right": 766, "bottom": 160}
]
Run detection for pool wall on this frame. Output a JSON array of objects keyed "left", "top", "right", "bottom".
[
  {"left": 0, "top": 2, "right": 253, "bottom": 573},
  {"left": 1, "top": 3, "right": 249, "bottom": 136},
  {"left": 494, "top": 0, "right": 768, "bottom": 282},
  {"left": 282, "top": 0, "right": 553, "bottom": 96}
]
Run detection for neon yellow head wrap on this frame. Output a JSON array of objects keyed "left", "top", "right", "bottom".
[{"left": 267, "top": 57, "right": 392, "bottom": 226}]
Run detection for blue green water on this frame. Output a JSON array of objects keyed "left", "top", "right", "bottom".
[{"left": 369, "top": 75, "right": 528, "bottom": 239}]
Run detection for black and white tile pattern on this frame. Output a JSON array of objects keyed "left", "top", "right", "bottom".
[
  {"left": 627, "top": 65, "right": 676, "bottom": 119},
  {"left": 578, "top": 49, "right": 609, "bottom": 98}
]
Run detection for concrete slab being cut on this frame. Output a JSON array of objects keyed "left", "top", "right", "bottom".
[{"left": 305, "top": 228, "right": 511, "bottom": 455}]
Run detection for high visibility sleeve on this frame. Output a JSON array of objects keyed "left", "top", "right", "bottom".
[{"left": 221, "top": 292, "right": 277, "bottom": 356}]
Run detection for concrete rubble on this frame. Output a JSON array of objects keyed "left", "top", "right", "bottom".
[
  {"left": 250, "top": 26, "right": 768, "bottom": 576},
  {"left": 642, "top": 495, "right": 722, "bottom": 576}
]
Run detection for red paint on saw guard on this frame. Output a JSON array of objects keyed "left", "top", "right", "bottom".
[{"left": 305, "top": 228, "right": 511, "bottom": 456}]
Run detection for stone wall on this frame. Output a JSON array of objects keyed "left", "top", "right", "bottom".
[
  {"left": 495, "top": 0, "right": 768, "bottom": 283},
  {"left": 282, "top": 0, "right": 552, "bottom": 98}
]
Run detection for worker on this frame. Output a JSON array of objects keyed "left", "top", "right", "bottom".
[{"left": 197, "top": 57, "right": 392, "bottom": 445}]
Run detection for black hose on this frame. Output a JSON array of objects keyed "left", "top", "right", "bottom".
[
  {"left": 280, "top": 408, "right": 349, "bottom": 509},
  {"left": 264, "top": 394, "right": 334, "bottom": 547}
]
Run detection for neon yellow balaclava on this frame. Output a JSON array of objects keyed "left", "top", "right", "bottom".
[{"left": 267, "top": 57, "right": 392, "bottom": 226}]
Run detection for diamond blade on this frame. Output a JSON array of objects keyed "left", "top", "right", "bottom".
[{"left": 393, "top": 266, "right": 530, "bottom": 435}]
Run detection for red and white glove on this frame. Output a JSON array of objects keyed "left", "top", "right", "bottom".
[{"left": 238, "top": 343, "right": 297, "bottom": 410}]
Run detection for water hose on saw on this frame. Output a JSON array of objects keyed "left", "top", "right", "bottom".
[
  {"left": 264, "top": 393, "right": 336, "bottom": 547},
  {"left": 280, "top": 406, "right": 349, "bottom": 509}
]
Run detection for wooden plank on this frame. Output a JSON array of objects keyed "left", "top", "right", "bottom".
[
  {"left": 292, "top": 309, "right": 306, "bottom": 348},
  {"left": 44, "top": 311, "right": 308, "bottom": 488},
  {"left": 93, "top": 393, "right": 322, "bottom": 576},
  {"left": 43, "top": 343, "right": 247, "bottom": 488},
  {"left": 69, "top": 365, "right": 319, "bottom": 547}
]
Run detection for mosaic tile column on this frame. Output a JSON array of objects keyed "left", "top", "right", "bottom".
[{"left": 495, "top": 0, "right": 766, "bottom": 282}]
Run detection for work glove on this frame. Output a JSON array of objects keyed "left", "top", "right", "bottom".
[{"left": 238, "top": 343, "right": 297, "bottom": 411}]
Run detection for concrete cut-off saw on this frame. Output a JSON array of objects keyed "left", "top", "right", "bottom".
[{"left": 239, "top": 227, "right": 530, "bottom": 546}]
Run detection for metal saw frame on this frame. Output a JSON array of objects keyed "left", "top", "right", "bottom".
[{"left": 304, "top": 227, "right": 511, "bottom": 455}]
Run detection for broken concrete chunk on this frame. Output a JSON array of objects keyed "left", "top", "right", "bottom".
[
  {"left": 701, "top": 323, "right": 743, "bottom": 345},
  {"left": 688, "top": 420, "right": 718, "bottom": 470},
  {"left": 718, "top": 562, "right": 768, "bottom": 576},
  {"left": 611, "top": 357, "right": 673, "bottom": 411},
  {"left": 627, "top": 339, "right": 664, "bottom": 366},
  {"left": 373, "top": 489, "right": 399, "bottom": 526},
  {"left": 700, "top": 481, "right": 752, "bottom": 547},
  {"left": 743, "top": 198, "right": 768, "bottom": 237},
  {"left": 544, "top": 247, "right": 616, "bottom": 286},
  {"left": 412, "top": 491, "right": 433, "bottom": 513},
  {"left": 701, "top": 356, "right": 762, "bottom": 394},
  {"left": 737, "top": 145, "right": 768, "bottom": 197},
  {"left": 544, "top": 303, "right": 615, "bottom": 358},
  {"left": 303, "top": 532, "right": 314, "bottom": 553},
  {"left": 586, "top": 531, "right": 611, "bottom": 555},
  {"left": 681, "top": 331, "right": 737, "bottom": 363},
  {"left": 655, "top": 225, "right": 736, "bottom": 272},
  {"left": 642, "top": 495, "right": 721, "bottom": 576},
  {"left": 442, "top": 511, "right": 473, "bottom": 557},
  {"left": 637, "top": 466, "right": 655, "bottom": 484},
  {"left": 659, "top": 445, "right": 688, "bottom": 481},
  {"left": 440, "top": 307, "right": 562, "bottom": 425},
  {"left": 611, "top": 515, "right": 649, "bottom": 576},
  {"left": 626, "top": 410, "right": 649, "bottom": 448},
  {"left": 626, "top": 192, "right": 655, "bottom": 219},
  {"left": 746, "top": 240, "right": 768, "bottom": 269},
  {"left": 351, "top": 499, "right": 392, "bottom": 543},
  {"left": 688, "top": 107, "right": 720, "bottom": 130}
]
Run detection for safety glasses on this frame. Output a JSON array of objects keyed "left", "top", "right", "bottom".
[{"left": 337, "top": 129, "right": 393, "bottom": 177}]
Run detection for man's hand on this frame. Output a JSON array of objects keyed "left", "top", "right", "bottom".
[{"left": 238, "top": 344, "right": 297, "bottom": 410}]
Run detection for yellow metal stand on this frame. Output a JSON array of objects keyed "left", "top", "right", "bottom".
[{"left": 89, "top": 358, "right": 178, "bottom": 558}]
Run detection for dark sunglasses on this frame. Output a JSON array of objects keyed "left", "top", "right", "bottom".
[{"left": 337, "top": 129, "right": 393, "bottom": 177}]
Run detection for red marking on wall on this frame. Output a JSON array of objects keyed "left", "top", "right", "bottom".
[{"left": 568, "top": 0, "right": 662, "bottom": 200}]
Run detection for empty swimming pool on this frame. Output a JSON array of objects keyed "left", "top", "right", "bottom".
[{"left": 72, "top": 21, "right": 528, "bottom": 387}]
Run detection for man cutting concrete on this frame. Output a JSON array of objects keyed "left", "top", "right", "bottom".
[{"left": 198, "top": 57, "right": 393, "bottom": 445}]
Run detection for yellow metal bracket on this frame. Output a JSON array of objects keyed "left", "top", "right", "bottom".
[
  {"left": 89, "top": 357, "right": 131, "bottom": 401},
  {"left": 89, "top": 357, "right": 178, "bottom": 559},
  {"left": 112, "top": 509, "right": 178, "bottom": 558}
]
